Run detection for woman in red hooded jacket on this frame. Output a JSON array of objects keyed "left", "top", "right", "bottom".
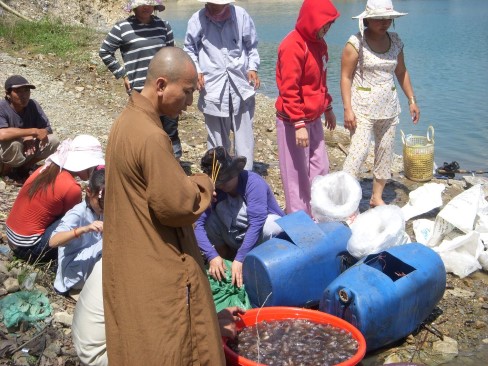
[{"left": 275, "top": 0, "right": 340, "bottom": 216}]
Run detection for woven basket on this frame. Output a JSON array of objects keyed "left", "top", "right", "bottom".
[{"left": 401, "top": 126, "right": 435, "bottom": 182}]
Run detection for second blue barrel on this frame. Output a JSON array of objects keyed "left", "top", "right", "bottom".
[
  {"left": 243, "top": 210, "right": 351, "bottom": 308},
  {"left": 319, "top": 243, "right": 446, "bottom": 351}
]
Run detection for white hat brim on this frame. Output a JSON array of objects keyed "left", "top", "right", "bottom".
[
  {"left": 52, "top": 153, "right": 105, "bottom": 172},
  {"left": 353, "top": 10, "right": 407, "bottom": 19},
  {"left": 197, "top": 0, "right": 235, "bottom": 4}
]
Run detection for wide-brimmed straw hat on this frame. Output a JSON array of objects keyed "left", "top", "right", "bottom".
[
  {"left": 45, "top": 135, "right": 105, "bottom": 173},
  {"left": 353, "top": 0, "right": 407, "bottom": 20},
  {"left": 197, "top": 0, "right": 235, "bottom": 4},
  {"left": 201, "top": 147, "right": 246, "bottom": 185},
  {"left": 125, "top": 0, "right": 165, "bottom": 12}
]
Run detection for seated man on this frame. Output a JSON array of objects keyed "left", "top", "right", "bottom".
[
  {"left": 196, "top": 147, "right": 285, "bottom": 288},
  {"left": 0, "top": 75, "right": 59, "bottom": 182}
]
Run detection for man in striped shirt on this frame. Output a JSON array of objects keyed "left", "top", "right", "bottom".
[{"left": 99, "top": 0, "right": 182, "bottom": 158}]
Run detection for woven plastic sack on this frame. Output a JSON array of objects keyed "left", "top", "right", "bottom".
[
  {"left": 311, "top": 171, "right": 362, "bottom": 223},
  {"left": 0, "top": 290, "right": 52, "bottom": 328},
  {"left": 207, "top": 259, "right": 252, "bottom": 313},
  {"left": 347, "top": 205, "right": 407, "bottom": 259}
]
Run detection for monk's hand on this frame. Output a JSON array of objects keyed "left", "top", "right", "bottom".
[
  {"left": 231, "top": 260, "right": 243, "bottom": 288},
  {"left": 295, "top": 127, "right": 309, "bottom": 148},
  {"left": 217, "top": 307, "right": 246, "bottom": 339},
  {"left": 208, "top": 256, "right": 227, "bottom": 281}
]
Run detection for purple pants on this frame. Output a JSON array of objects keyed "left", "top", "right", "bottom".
[{"left": 276, "top": 117, "right": 329, "bottom": 215}]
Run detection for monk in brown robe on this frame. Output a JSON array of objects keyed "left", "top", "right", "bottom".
[{"left": 103, "top": 47, "right": 225, "bottom": 365}]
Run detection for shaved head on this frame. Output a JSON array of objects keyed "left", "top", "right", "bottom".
[
  {"left": 146, "top": 47, "right": 197, "bottom": 84},
  {"left": 141, "top": 47, "right": 198, "bottom": 118}
]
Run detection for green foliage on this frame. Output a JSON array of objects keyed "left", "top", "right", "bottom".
[{"left": 0, "top": 17, "right": 97, "bottom": 59}]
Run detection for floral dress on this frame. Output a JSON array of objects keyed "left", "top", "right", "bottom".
[{"left": 342, "top": 31, "right": 404, "bottom": 180}]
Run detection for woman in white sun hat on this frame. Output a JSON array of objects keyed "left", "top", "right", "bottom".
[
  {"left": 6, "top": 135, "right": 105, "bottom": 263},
  {"left": 341, "top": 0, "right": 420, "bottom": 207}
]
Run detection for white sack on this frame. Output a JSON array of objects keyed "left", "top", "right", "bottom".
[
  {"left": 427, "top": 185, "right": 485, "bottom": 247},
  {"left": 437, "top": 250, "right": 481, "bottom": 279},
  {"left": 436, "top": 231, "right": 483, "bottom": 260},
  {"left": 311, "top": 171, "right": 362, "bottom": 223},
  {"left": 437, "top": 184, "right": 483, "bottom": 233},
  {"left": 347, "top": 205, "right": 406, "bottom": 259},
  {"left": 412, "top": 219, "right": 435, "bottom": 244},
  {"left": 478, "top": 250, "right": 488, "bottom": 271},
  {"left": 401, "top": 183, "right": 446, "bottom": 221}
]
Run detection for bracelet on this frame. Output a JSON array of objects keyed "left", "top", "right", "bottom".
[
  {"left": 73, "top": 228, "right": 80, "bottom": 238},
  {"left": 408, "top": 96, "right": 417, "bottom": 105}
]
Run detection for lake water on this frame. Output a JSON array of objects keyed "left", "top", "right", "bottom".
[{"left": 163, "top": 0, "right": 488, "bottom": 172}]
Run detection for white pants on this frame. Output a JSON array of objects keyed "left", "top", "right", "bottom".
[
  {"left": 204, "top": 98, "right": 255, "bottom": 170},
  {"left": 72, "top": 259, "right": 107, "bottom": 366}
]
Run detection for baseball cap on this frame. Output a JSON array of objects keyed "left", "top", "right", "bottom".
[{"left": 5, "top": 75, "right": 36, "bottom": 92}]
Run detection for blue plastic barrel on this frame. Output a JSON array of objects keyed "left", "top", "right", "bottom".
[
  {"left": 319, "top": 243, "right": 446, "bottom": 351},
  {"left": 242, "top": 211, "right": 351, "bottom": 308}
]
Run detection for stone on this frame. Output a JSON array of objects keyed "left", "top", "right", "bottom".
[
  {"left": 3, "top": 277, "right": 20, "bottom": 293},
  {"left": 0, "top": 261, "right": 9, "bottom": 274},
  {"left": 474, "top": 321, "right": 486, "bottom": 329},
  {"left": 432, "top": 336, "right": 458, "bottom": 355},
  {"left": 53, "top": 312, "right": 73, "bottom": 326},
  {"left": 446, "top": 288, "right": 475, "bottom": 298}
]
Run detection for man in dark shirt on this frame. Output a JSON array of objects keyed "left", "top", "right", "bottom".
[{"left": 0, "top": 75, "right": 59, "bottom": 181}]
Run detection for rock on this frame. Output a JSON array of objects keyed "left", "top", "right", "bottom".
[
  {"left": 3, "top": 277, "right": 20, "bottom": 293},
  {"left": 446, "top": 288, "right": 475, "bottom": 298},
  {"left": 10, "top": 352, "right": 30, "bottom": 366},
  {"left": 383, "top": 353, "right": 403, "bottom": 364},
  {"left": 0, "top": 261, "right": 9, "bottom": 274},
  {"left": 463, "top": 176, "right": 488, "bottom": 194},
  {"left": 474, "top": 321, "right": 486, "bottom": 329},
  {"left": 53, "top": 312, "right": 73, "bottom": 326},
  {"left": 43, "top": 339, "right": 62, "bottom": 358},
  {"left": 432, "top": 336, "right": 459, "bottom": 355}
]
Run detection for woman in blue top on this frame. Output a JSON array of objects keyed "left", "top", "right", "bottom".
[
  {"left": 195, "top": 147, "right": 284, "bottom": 288},
  {"left": 49, "top": 167, "right": 105, "bottom": 295}
]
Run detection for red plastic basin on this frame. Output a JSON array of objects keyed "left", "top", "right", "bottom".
[{"left": 223, "top": 306, "right": 366, "bottom": 366}]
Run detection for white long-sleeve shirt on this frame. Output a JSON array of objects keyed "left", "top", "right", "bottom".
[{"left": 183, "top": 5, "right": 260, "bottom": 117}]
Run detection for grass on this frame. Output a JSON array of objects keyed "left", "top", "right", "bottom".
[{"left": 0, "top": 17, "right": 99, "bottom": 61}]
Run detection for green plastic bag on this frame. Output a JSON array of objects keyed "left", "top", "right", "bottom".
[
  {"left": 207, "top": 259, "right": 252, "bottom": 313},
  {"left": 0, "top": 290, "right": 52, "bottom": 328}
]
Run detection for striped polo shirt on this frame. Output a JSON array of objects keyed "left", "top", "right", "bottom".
[{"left": 99, "top": 15, "right": 174, "bottom": 92}]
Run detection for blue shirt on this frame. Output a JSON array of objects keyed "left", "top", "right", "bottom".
[{"left": 52, "top": 201, "right": 103, "bottom": 293}]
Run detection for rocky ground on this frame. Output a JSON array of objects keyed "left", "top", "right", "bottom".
[{"left": 1, "top": 2, "right": 488, "bottom": 365}]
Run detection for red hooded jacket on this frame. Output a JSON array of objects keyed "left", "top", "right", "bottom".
[{"left": 275, "top": 0, "right": 340, "bottom": 127}]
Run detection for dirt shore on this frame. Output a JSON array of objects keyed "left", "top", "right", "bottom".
[{"left": 1, "top": 2, "right": 488, "bottom": 365}]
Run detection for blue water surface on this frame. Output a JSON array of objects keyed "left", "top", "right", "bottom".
[{"left": 163, "top": 0, "right": 488, "bottom": 171}]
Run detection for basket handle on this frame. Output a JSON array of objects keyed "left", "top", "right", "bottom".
[
  {"left": 400, "top": 130, "right": 406, "bottom": 145},
  {"left": 426, "top": 125, "right": 434, "bottom": 143}
]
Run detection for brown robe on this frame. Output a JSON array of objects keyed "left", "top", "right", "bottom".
[{"left": 103, "top": 92, "right": 225, "bottom": 366}]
